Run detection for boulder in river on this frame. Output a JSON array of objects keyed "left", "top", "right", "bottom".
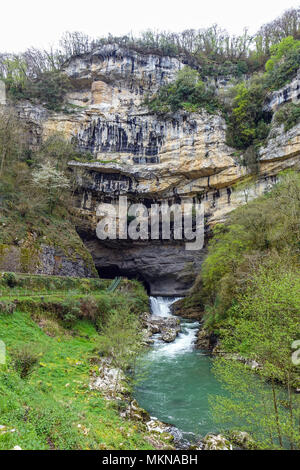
[{"left": 141, "top": 312, "right": 181, "bottom": 343}]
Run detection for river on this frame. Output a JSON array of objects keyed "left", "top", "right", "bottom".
[{"left": 134, "top": 296, "right": 224, "bottom": 442}]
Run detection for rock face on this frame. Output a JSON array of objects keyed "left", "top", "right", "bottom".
[
  {"left": 0, "top": 242, "right": 95, "bottom": 278},
  {"left": 14, "top": 46, "right": 300, "bottom": 294},
  {"left": 264, "top": 69, "right": 300, "bottom": 113}
]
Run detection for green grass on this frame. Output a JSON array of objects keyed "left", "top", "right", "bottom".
[
  {"left": 0, "top": 272, "right": 112, "bottom": 298},
  {"left": 0, "top": 275, "right": 157, "bottom": 450},
  {"left": 0, "top": 309, "right": 154, "bottom": 450}
]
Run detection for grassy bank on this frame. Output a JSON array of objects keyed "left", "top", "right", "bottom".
[{"left": 0, "top": 276, "right": 164, "bottom": 450}]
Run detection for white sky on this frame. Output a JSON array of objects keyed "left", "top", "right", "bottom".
[{"left": 1, "top": 0, "right": 299, "bottom": 53}]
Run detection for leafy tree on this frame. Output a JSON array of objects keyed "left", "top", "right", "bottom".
[
  {"left": 211, "top": 262, "right": 300, "bottom": 449},
  {"left": 0, "top": 107, "right": 25, "bottom": 177},
  {"left": 211, "top": 357, "right": 300, "bottom": 449},
  {"left": 225, "top": 77, "right": 270, "bottom": 149},
  {"left": 146, "top": 66, "right": 220, "bottom": 114},
  {"left": 265, "top": 36, "right": 300, "bottom": 72},
  {"left": 96, "top": 309, "right": 144, "bottom": 397},
  {"left": 196, "top": 171, "right": 300, "bottom": 327},
  {"left": 32, "top": 161, "right": 70, "bottom": 214}
]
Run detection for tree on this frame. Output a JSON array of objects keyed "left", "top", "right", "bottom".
[
  {"left": 211, "top": 358, "right": 300, "bottom": 449},
  {"left": 32, "top": 161, "right": 70, "bottom": 214},
  {"left": 211, "top": 264, "right": 300, "bottom": 449},
  {"left": 0, "top": 108, "right": 25, "bottom": 177},
  {"left": 96, "top": 308, "right": 144, "bottom": 397},
  {"left": 265, "top": 36, "right": 300, "bottom": 72}
]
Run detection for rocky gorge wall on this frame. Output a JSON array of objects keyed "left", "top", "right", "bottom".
[{"left": 11, "top": 45, "right": 300, "bottom": 294}]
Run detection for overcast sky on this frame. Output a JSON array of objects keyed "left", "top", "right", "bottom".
[{"left": 1, "top": 0, "right": 299, "bottom": 53}]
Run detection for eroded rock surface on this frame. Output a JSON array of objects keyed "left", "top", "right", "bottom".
[{"left": 13, "top": 47, "right": 300, "bottom": 294}]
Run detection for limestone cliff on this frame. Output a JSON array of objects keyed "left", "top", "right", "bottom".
[{"left": 14, "top": 45, "right": 300, "bottom": 294}]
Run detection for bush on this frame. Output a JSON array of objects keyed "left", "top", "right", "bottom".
[
  {"left": 12, "top": 345, "right": 40, "bottom": 378},
  {"left": 79, "top": 296, "right": 99, "bottom": 322},
  {"left": 6, "top": 70, "right": 72, "bottom": 111},
  {"left": 60, "top": 297, "right": 81, "bottom": 328},
  {"left": 145, "top": 66, "right": 221, "bottom": 114},
  {"left": 274, "top": 102, "right": 300, "bottom": 131},
  {"left": 2, "top": 272, "right": 18, "bottom": 288},
  {"left": 0, "top": 300, "right": 16, "bottom": 315},
  {"left": 225, "top": 77, "right": 271, "bottom": 149},
  {"left": 194, "top": 171, "right": 300, "bottom": 327}
]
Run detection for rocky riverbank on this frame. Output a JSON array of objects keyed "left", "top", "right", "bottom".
[{"left": 141, "top": 311, "right": 181, "bottom": 344}]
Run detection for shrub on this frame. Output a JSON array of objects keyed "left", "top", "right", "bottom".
[
  {"left": 12, "top": 344, "right": 40, "bottom": 378},
  {"left": 225, "top": 77, "right": 271, "bottom": 149},
  {"left": 2, "top": 272, "right": 18, "bottom": 288},
  {"left": 0, "top": 300, "right": 16, "bottom": 315},
  {"left": 79, "top": 296, "right": 99, "bottom": 322},
  {"left": 61, "top": 313, "right": 77, "bottom": 329},
  {"left": 274, "top": 102, "right": 300, "bottom": 131},
  {"left": 60, "top": 297, "right": 81, "bottom": 327},
  {"left": 145, "top": 66, "right": 221, "bottom": 114}
]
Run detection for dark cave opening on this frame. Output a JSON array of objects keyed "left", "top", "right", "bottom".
[{"left": 96, "top": 265, "right": 151, "bottom": 295}]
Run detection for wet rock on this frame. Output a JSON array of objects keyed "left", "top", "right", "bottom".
[
  {"left": 146, "top": 417, "right": 172, "bottom": 434},
  {"left": 161, "top": 328, "right": 177, "bottom": 343},
  {"left": 143, "top": 315, "right": 181, "bottom": 343}
]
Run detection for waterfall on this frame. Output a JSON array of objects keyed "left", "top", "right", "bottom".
[
  {"left": 149, "top": 296, "right": 199, "bottom": 355},
  {"left": 149, "top": 296, "right": 180, "bottom": 317}
]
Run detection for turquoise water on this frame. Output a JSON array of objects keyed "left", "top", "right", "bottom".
[{"left": 135, "top": 297, "right": 225, "bottom": 440}]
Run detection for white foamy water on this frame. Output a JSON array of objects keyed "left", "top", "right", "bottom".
[
  {"left": 149, "top": 296, "right": 199, "bottom": 357},
  {"left": 149, "top": 296, "right": 180, "bottom": 317}
]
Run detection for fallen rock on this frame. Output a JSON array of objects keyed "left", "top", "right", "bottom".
[{"left": 89, "top": 358, "right": 126, "bottom": 398}]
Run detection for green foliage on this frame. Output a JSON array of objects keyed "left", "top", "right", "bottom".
[
  {"left": 11, "top": 344, "right": 41, "bottom": 379},
  {"left": 26, "top": 71, "right": 72, "bottom": 111},
  {"left": 1, "top": 56, "right": 28, "bottom": 100},
  {"left": 4, "top": 68, "right": 72, "bottom": 111},
  {"left": 211, "top": 358, "right": 300, "bottom": 449},
  {"left": 210, "top": 262, "right": 300, "bottom": 449},
  {"left": 274, "top": 102, "right": 300, "bottom": 131},
  {"left": 0, "top": 308, "right": 154, "bottom": 450},
  {"left": 265, "top": 43, "right": 300, "bottom": 91},
  {"left": 146, "top": 66, "right": 221, "bottom": 114},
  {"left": 220, "top": 266, "right": 300, "bottom": 382},
  {"left": 265, "top": 36, "right": 300, "bottom": 72},
  {"left": 225, "top": 77, "right": 271, "bottom": 149},
  {"left": 193, "top": 171, "right": 300, "bottom": 327},
  {"left": 2, "top": 272, "right": 18, "bottom": 288}
]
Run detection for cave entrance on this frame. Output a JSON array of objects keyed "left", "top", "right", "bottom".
[{"left": 96, "top": 265, "right": 151, "bottom": 295}]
